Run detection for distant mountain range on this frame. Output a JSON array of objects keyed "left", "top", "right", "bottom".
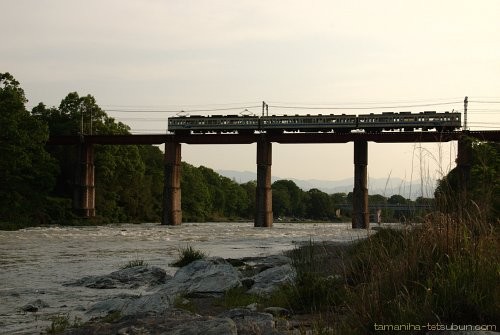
[{"left": 217, "top": 169, "right": 437, "bottom": 200}]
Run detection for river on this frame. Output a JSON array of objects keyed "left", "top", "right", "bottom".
[{"left": 0, "top": 221, "right": 371, "bottom": 334}]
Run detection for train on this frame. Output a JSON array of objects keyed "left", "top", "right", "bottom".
[{"left": 168, "top": 111, "right": 461, "bottom": 135}]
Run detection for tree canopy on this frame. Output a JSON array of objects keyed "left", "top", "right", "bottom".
[
  {"left": 435, "top": 139, "right": 499, "bottom": 221},
  {"left": 0, "top": 73, "right": 57, "bottom": 224}
]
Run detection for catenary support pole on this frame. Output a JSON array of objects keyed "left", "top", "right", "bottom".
[
  {"left": 255, "top": 136, "right": 273, "bottom": 227},
  {"left": 352, "top": 140, "right": 369, "bottom": 229},
  {"left": 162, "top": 141, "right": 182, "bottom": 225}
]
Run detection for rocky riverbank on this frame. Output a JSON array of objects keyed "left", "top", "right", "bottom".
[
  {"left": 50, "top": 254, "right": 300, "bottom": 334},
  {"left": 18, "top": 232, "right": 499, "bottom": 335}
]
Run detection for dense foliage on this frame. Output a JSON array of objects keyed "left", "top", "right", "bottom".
[
  {"left": 435, "top": 139, "right": 499, "bottom": 221},
  {"left": 32, "top": 92, "right": 165, "bottom": 224},
  {"left": 0, "top": 73, "right": 57, "bottom": 226}
]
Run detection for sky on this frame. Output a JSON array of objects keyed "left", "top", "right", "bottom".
[{"left": 2, "top": 0, "right": 500, "bottom": 190}]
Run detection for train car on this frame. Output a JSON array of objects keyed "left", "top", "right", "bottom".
[
  {"left": 358, "top": 111, "right": 461, "bottom": 132},
  {"left": 260, "top": 114, "right": 357, "bottom": 133},
  {"left": 416, "top": 111, "right": 461, "bottom": 131},
  {"left": 168, "top": 111, "right": 461, "bottom": 134},
  {"left": 168, "top": 115, "right": 260, "bottom": 134}
]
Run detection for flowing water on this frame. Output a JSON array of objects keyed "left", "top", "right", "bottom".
[{"left": 0, "top": 221, "right": 372, "bottom": 334}]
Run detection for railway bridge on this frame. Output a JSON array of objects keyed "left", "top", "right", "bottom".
[{"left": 48, "top": 130, "right": 500, "bottom": 229}]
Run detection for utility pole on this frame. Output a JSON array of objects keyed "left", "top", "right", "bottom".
[
  {"left": 262, "top": 101, "right": 269, "bottom": 116},
  {"left": 80, "top": 106, "right": 84, "bottom": 135},
  {"left": 464, "top": 96, "right": 468, "bottom": 131}
]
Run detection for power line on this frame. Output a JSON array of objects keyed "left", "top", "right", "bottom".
[
  {"left": 101, "top": 101, "right": 262, "bottom": 108},
  {"left": 268, "top": 101, "right": 461, "bottom": 110},
  {"left": 105, "top": 105, "right": 261, "bottom": 113}
]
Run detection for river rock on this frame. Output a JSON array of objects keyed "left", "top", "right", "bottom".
[
  {"left": 161, "top": 257, "right": 241, "bottom": 296},
  {"left": 218, "top": 308, "right": 276, "bottom": 335},
  {"left": 86, "top": 291, "right": 174, "bottom": 319},
  {"left": 85, "top": 296, "right": 133, "bottom": 318},
  {"left": 264, "top": 307, "right": 291, "bottom": 317},
  {"left": 237, "top": 255, "right": 293, "bottom": 278},
  {"left": 64, "top": 265, "right": 169, "bottom": 289},
  {"left": 85, "top": 258, "right": 241, "bottom": 319},
  {"left": 255, "top": 255, "right": 293, "bottom": 268},
  {"left": 167, "top": 317, "right": 238, "bottom": 335},
  {"left": 247, "top": 264, "right": 296, "bottom": 296},
  {"left": 20, "top": 299, "right": 49, "bottom": 312}
]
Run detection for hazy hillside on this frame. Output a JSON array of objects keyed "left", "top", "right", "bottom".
[{"left": 217, "top": 169, "right": 436, "bottom": 199}]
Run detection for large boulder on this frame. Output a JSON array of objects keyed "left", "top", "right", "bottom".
[
  {"left": 85, "top": 296, "right": 132, "bottom": 318},
  {"left": 65, "top": 265, "right": 169, "bottom": 289},
  {"left": 86, "top": 292, "right": 173, "bottom": 318},
  {"left": 85, "top": 258, "right": 241, "bottom": 319},
  {"left": 162, "top": 257, "right": 242, "bottom": 296},
  {"left": 247, "top": 264, "right": 296, "bottom": 296}
]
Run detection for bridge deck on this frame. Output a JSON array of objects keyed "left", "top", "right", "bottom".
[{"left": 48, "top": 131, "right": 500, "bottom": 145}]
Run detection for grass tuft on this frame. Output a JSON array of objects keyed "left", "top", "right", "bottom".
[
  {"left": 171, "top": 245, "right": 207, "bottom": 267},
  {"left": 121, "top": 259, "right": 147, "bottom": 269},
  {"left": 45, "top": 313, "right": 81, "bottom": 334}
]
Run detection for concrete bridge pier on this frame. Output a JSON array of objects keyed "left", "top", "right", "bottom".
[
  {"left": 457, "top": 137, "right": 473, "bottom": 214},
  {"left": 352, "top": 140, "right": 369, "bottom": 229},
  {"left": 162, "top": 141, "right": 182, "bottom": 225},
  {"left": 255, "top": 137, "right": 273, "bottom": 227},
  {"left": 73, "top": 142, "right": 95, "bottom": 218},
  {"left": 457, "top": 137, "right": 472, "bottom": 192}
]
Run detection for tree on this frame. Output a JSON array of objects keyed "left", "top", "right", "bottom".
[
  {"left": 369, "top": 194, "right": 387, "bottom": 205},
  {"left": 388, "top": 194, "right": 407, "bottom": 205},
  {"left": 272, "top": 184, "right": 292, "bottom": 217},
  {"left": 307, "top": 188, "right": 335, "bottom": 220},
  {"left": 241, "top": 181, "right": 256, "bottom": 218},
  {"left": 330, "top": 192, "right": 348, "bottom": 206},
  {"left": 272, "top": 180, "right": 307, "bottom": 218},
  {"left": 33, "top": 92, "right": 163, "bottom": 223},
  {"left": 435, "top": 140, "right": 499, "bottom": 221},
  {"left": 0, "top": 73, "right": 57, "bottom": 224},
  {"left": 181, "top": 163, "right": 211, "bottom": 221}
]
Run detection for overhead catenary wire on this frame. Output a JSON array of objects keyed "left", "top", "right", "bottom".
[
  {"left": 268, "top": 101, "right": 462, "bottom": 110},
  {"left": 105, "top": 105, "right": 262, "bottom": 113},
  {"left": 469, "top": 100, "right": 500, "bottom": 104},
  {"left": 103, "top": 101, "right": 463, "bottom": 114}
]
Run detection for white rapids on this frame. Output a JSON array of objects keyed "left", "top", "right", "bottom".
[{"left": 0, "top": 221, "right": 372, "bottom": 334}]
